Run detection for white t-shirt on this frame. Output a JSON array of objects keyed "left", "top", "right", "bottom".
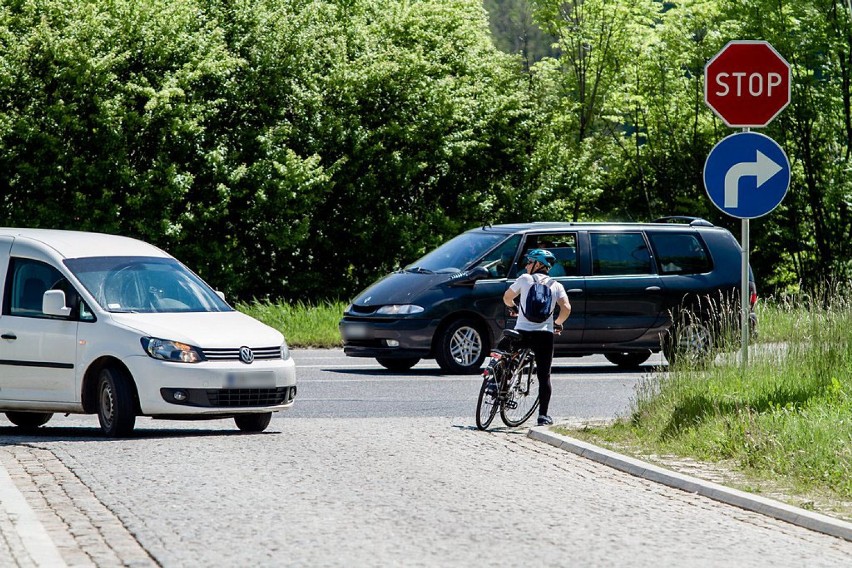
[{"left": 510, "top": 273, "right": 568, "bottom": 332}]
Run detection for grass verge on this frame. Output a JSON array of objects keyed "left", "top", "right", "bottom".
[
  {"left": 236, "top": 299, "right": 346, "bottom": 348},
  {"left": 562, "top": 294, "right": 852, "bottom": 521}
]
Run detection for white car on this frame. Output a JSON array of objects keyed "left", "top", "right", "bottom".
[{"left": 0, "top": 228, "right": 296, "bottom": 437}]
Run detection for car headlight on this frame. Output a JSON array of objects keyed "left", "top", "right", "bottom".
[
  {"left": 141, "top": 337, "right": 204, "bottom": 363},
  {"left": 281, "top": 342, "right": 291, "bottom": 360},
  {"left": 376, "top": 304, "right": 424, "bottom": 315}
]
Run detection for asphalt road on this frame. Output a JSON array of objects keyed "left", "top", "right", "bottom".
[{"left": 288, "top": 348, "right": 656, "bottom": 420}]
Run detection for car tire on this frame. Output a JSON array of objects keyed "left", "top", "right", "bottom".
[
  {"left": 435, "top": 318, "right": 487, "bottom": 375},
  {"left": 376, "top": 357, "right": 420, "bottom": 372},
  {"left": 5, "top": 411, "right": 53, "bottom": 432},
  {"left": 604, "top": 351, "right": 651, "bottom": 368},
  {"left": 235, "top": 412, "right": 272, "bottom": 433},
  {"left": 97, "top": 366, "right": 137, "bottom": 438},
  {"left": 663, "top": 313, "right": 715, "bottom": 367}
]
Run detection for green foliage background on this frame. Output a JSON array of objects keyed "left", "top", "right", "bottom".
[{"left": 1, "top": 0, "right": 850, "bottom": 302}]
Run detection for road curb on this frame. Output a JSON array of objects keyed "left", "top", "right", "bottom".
[
  {"left": 528, "top": 426, "right": 852, "bottom": 543},
  {"left": 0, "top": 459, "right": 67, "bottom": 566}
]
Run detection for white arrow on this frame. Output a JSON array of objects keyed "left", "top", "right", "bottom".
[{"left": 724, "top": 150, "right": 783, "bottom": 208}]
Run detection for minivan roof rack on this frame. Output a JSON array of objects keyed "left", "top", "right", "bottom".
[{"left": 652, "top": 216, "right": 714, "bottom": 227}]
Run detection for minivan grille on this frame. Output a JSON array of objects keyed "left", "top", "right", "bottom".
[
  {"left": 201, "top": 346, "right": 282, "bottom": 361},
  {"left": 161, "top": 386, "right": 297, "bottom": 408},
  {"left": 206, "top": 387, "right": 293, "bottom": 407},
  {"left": 349, "top": 304, "right": 378, "bottom": 315}
]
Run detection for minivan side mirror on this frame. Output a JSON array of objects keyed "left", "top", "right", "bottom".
[
  {"left": 43, "top": 290, "right": 72, "bottom": 317},
  {"left": 448, "top": 266, "right": 490, "bottom": 286},
  {"left": 215, "top": 290, "right": 226, "bottom": 302}
]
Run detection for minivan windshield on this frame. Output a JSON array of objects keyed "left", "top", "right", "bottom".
[
  {"left": 64, "top": 256, "right": 233, "bottom": 313},
  {"left": 406, "top": 231, "right": 510, "bottom": 273}
]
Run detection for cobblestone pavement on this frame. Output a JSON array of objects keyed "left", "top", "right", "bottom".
[{"left": 1, "top": 416, "right": 851, "bottom": 567}]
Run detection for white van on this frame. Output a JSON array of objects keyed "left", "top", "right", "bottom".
[{"left": 0, "top": 228, "right": 296, "bottom": 437}]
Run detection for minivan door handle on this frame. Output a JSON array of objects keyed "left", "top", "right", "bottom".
[
  {"left": 1, "top": 333, "right": 16, "bottom": 340},
  {"left": 645, "top": 286, "right": 661, "bottom": 292},
  {"left": 566, "top": 289, "right": 584, "bottom": 294}
]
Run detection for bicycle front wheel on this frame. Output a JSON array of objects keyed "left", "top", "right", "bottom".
[
  {"left": 475, "top": 375, "right": 499, "bottom": 430},
  {"left": 500, "top": 353, "right": 539, "bottom": 427}
]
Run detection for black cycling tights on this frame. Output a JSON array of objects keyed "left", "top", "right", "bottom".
[{"left": 497, "top": 330, "right": 554, "bottom": 417}]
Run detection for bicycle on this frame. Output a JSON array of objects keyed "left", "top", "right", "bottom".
[{"left": 475, "top": 329, "right": 540, "bottom": 430}]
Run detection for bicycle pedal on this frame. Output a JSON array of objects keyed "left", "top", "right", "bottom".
[{"left": 506, "top": 401, "right": 517, "bottom": 410}]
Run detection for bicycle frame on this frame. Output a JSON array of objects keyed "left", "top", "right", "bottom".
[{"left": 476, "top": 335, "right": 540, "bottom": 430}]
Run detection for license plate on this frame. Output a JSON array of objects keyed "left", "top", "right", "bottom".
[
  {"left": 343, "top": 323, "right": 370, "bottom": 340},
  {"left": 225, "top": 371, "right": 275, "bottom": 388}
]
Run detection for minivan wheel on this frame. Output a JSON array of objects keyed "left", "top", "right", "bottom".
[
  {"left": 663, "top": 315, "right": 714, "bottom": 367},
  {"left": 604, "top": 351, "right": 651, "bottom": 369},
  {"left": 235, "top": 412, "right": 272, "bottom": 433},
  {"left": 5, "top": 411, "right": 53, "bottom": 432},
  {"left": 376, "top": 357, "right": 420, "bottom": 372},
  {"left": 435, "top": 318, "right": 487, "bottom": 375},
  {"left": 97, "top": 366, "right": 137, "bottom": 438}
]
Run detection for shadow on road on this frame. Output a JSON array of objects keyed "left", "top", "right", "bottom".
[
  {"left": 0, "top": 425, "right": 282, "bottom": 443},
  {"left": 324, "top": 364, "right": 664, "bottom": 377}
]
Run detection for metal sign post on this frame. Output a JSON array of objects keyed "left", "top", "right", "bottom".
[
  {"left": 741, "top": 217, "right": 749, "bottom": 366},
  {"left": 703, "top": 131, "right": 790, "bottom": 368}
]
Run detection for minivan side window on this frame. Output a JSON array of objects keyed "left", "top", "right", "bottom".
[
  {"left": 4, "top": 258, "right": 67, "bottom": 318},
  {"left": 591, "top": 233, "right": 652, "bottom": 276},
  {"left": 648, "top": 233, "right": 712, "bottom": 275},
  {"left": 476, "top": 235, "right": 521, "bottom": 278},
  {"left": 516, "top": 234, "right": 578, "bottom": 278}
]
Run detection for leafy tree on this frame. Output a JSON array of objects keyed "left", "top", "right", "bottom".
[
  {"left": 0, "top": 0, "right": 532, "bottom": 301},
  {"left": 0, "top": 0, "right": 328, "bottom": 299},
  {"left": 483, "top": 0, "right": 557, "bottom": 69},
  {"left": 524, "top": 0, "right": 662, "bottom": 221},
  {"left": 281, "top": 0, "right": 534, "bottom": 299}
]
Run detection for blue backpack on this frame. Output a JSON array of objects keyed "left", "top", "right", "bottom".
[{"left": 521, "top": 274, "right": 553, "bottom": 323}]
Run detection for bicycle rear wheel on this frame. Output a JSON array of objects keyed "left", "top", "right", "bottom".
[
  {"left": 500, "top": 352, "right": 539, "bottom": 427},
  {"left": 475, "top": 374, "right": 499, "bottom": 430}
]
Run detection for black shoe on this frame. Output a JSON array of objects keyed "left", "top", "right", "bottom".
[{"left": 537, "top": 415, "right": 553, "bottom": 426}]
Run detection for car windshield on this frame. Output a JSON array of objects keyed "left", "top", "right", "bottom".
[
  {"left": 406, "top": 231, "right": 510, "bottom": 273},
  {"left": 64, "top": 256, "right": 233, "bottom": 313}
]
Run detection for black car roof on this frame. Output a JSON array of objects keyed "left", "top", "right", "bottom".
[{"left": 473, "top": 217, "right": 721, "bottom": 234}]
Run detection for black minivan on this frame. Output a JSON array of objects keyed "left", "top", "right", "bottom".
[{"left": 339, "top": 217, "right": 757, "bottom": 374}]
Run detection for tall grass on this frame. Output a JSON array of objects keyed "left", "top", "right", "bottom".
[
  {"left": 621, "top": 287, "right": 852, "bottom": 501},
  {"left": 236, "top": 300, "right": 347, "bottom": 347}
]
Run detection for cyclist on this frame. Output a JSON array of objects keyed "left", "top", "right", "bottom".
[{"left": 500, "top": 249, "right": 571, "bottom": 426}]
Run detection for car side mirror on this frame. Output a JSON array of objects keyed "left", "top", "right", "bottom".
[
  {"left": 43, "top": 290, "right": 72, "bottom": 317},
  {"left": 448, "top": 266, "right": 490, "bottom": 286},
  {"left": 215, "top": 290, "right": 226, "bottom": 302}
]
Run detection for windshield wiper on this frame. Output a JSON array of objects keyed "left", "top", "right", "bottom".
[{"left": 404, "top": 266, "right": 434, "bottom": 274}]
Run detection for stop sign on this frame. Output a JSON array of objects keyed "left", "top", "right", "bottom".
[{"left": 705, "top": 40, "right": 791, "bottom": 128}]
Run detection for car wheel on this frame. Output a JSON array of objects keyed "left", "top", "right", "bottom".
[
  {"left": 97, "top": 366, "right": 137, "bottom": 438},
  {"left": 435, "top": 318, "right": 487, "bottom": 375},
  {"left": 663, "top": 313, "right": 714, "bottom": 367},
  {"left": 376, "top": 357, "right": 420, "bottom": 372},
  {"left": 604, "top": 351, "right": 651, "bottom": 368},
  {"left": 5, "top": 411, "right": 53, "bottom": 432},
  {"left": 235, "top": 412, "right": 272, "bottom": 433}
]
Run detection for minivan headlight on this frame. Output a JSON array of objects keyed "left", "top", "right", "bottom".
[
  {"left": 376, "top": 304, "right": 424, "bottom": 315},
  {"left": 281, "top": 342, "right": 291, "bottom": 360},
  {"left": 141, "top": 337, "right": 204, "bottom": 363}
]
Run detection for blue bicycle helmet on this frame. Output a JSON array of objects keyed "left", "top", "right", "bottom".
[{"left": 525, "top": 248, "right": 556, "bottom": 268}]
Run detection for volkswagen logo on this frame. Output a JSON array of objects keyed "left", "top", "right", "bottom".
[{"left": 239, "top": 346, "right": 255, "bottom": 364}]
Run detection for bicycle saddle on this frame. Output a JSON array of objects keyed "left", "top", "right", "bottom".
[{"left": 502, "top": 329, "right": 522, "bottom": 341}]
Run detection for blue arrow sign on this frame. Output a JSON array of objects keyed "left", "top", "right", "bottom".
[{"left": 703, "top": 132, "right": 790, "bottom": 219}]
